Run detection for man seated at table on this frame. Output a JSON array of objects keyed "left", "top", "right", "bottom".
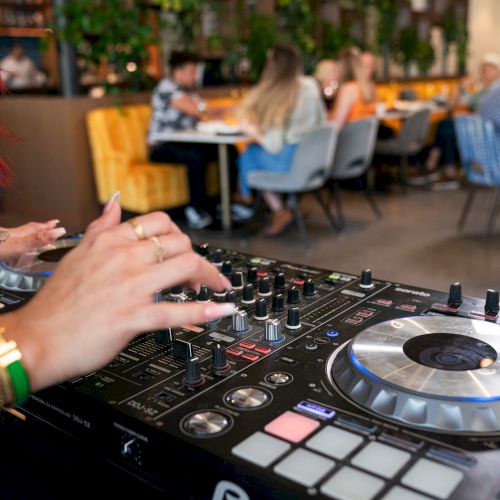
[{"left": 147, "top": 52, "right": 243, "bottom": 229}]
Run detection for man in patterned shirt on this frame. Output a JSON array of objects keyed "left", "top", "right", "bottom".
[
  {"left": 478, "top": 55, "right": 500, "bottom": 132},
  {"left": 147, "top": 52, "right": 221, "bottom": 229}
]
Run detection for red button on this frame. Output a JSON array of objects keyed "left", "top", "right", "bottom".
[
  {"left": 242, "top": 353, "right": 260, "bottom": 362},
  {"left": 227, "top": 348, "right": 243, "bottom": 356},
  {"left": 239, "top": 341, "right": 256, "bottom": 349},
  {"left": 254, "top": 346, "right": 271, "bottom": 354},
  {"left": 293, "top": 278, "right": 305, "bottom": 285},
  {"left": 257, "top": 271, "right": 268, "bottom": 277}
]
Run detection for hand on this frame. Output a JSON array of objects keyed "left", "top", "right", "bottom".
[
  {"left": 2, "top": 201, "right": 234, "bottom": 392},
  {"left": 0, "top": 219, "right": 66, "bottom": 260},
  {"left": 239, "top": 120, "right": 262, "bottom": 142}
]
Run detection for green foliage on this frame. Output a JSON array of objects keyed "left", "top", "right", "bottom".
[
  {"left": 55, "top": 0, "right": 156, "bottom": 93},
  {"left": 442, "top": 8, "right": 459, "bottom": 45},
  {"left": 319, "top": 23, "right": 354, "bottom": 59},
  {"left": 394, "top": 26, "right": 418, "bottom": 74},
  {"left": 245, "top": 15, "right": 277, "bottom": 81},
  {"left": 415, "top": 39, "right": 435, "bottom": 76},
  {"left": 372, "top": 0, "right": 399, "bottom": 51},
  {"left": 456, "top": 20, "right": 469, "bottom": 74}
]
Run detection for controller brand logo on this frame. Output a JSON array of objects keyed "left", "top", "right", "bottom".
[
  {"left": 212, "top": 481, "right": 250, "bottom": 500},
  {"left": 395, "top": 287, "right": 431, "bottom": 297}
]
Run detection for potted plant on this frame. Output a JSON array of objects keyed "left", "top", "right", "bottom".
[
  {"left": 415, "top": 39, "right": 435, "bottom": 77},
  {"left": 395, "top": 26, "right": 419, "bottom": 77}
]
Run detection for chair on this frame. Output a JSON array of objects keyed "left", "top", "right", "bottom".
[
  {"left": 375, "top": 109, "right": 431, "bottom": 186},
  {"left": 454, "top": 114, "right": 500, "bottom": 237},
  {"left": 330, "top": 117, "right": 381, "bottom": 230},
  {"left": 86, "top": 105, "right": 219, "bottom": 213},
  {"left": 247, "top": 124, "right": 339, "bottom": 246}
]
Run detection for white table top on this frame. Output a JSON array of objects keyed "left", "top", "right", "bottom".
[{"left": 151, "top": 130, "right": 248, "bottom": 145}]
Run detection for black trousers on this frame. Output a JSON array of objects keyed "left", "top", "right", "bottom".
[{"left": 149, "top": 142, "right": 237, "bottom": 210}]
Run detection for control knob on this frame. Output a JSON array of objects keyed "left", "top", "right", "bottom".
[
  {"left": 254, "top": 298, "right": 269, "bottom": 320},
  {"left": 222, "top": 260, "right": 232, "bottom": 276},
  {"left": 360, "top": 269, "right": 374, "bottom": 290},
  {"left": 196, "top": 243, "right": 210, "bottom": 256},
  {"left": 287, "top": 286, "right": 300, "bottom": 304},
  {"left": 211, "top": 344, "right": 229, "bottom": 372},
  {"left": 485, "top": 289, "right": 500, "bottom": 316},
  {"left": 247, "top": 266, "right": 258, "bottom": 283},
  {"left": 274, "top": 272, "right": 286, "bottom": 290},
  {"left": 184, "top": 356, "right": 203, "bottom": 386},
  {"left": 196, "top": 285, "right": 210, "bottom": 302},
  {"left": 241, "top": 283, "right": 255, "bottom": 304},
  {"left": 265, "top": 318, "right": 282, "bottom": 342},
  {"left": 232, "top": 309, "right": 249, "bottom": 332},
  {"left": 448, "top": 282, "right": 463, "bottom": 307},
  {"left": 258, "top": 277, "right": 272, "bottom": 296},
  {"left": 231, "top": 272, "right": 244, "bottom": 290},
  {"left": 303, "top": 278, "right": 315, "bottom": 297},
  {"left": 286, "top": 307, "right": 301, "bottom": 330},
  {"left": 271, "top": 293, "right": 285, "bottom": 312}
]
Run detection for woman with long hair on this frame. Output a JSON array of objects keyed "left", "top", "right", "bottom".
[
  {"left": 329, "top": 47, "right": 376, "bottom": 129},
  {"left": 238, "top": 43, "right": 326, "bottom": 236}
]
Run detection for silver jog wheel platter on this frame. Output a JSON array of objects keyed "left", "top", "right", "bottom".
[
  {"left": 0, "top": 237, "right": 79, "bottom": 292},
  {"left": 327, "top": 316, "right": 500, "bottom": 434}
]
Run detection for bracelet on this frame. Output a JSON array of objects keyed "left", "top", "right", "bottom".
[{"left": 0, "top": 328, "right": 30, "bottom": 406}]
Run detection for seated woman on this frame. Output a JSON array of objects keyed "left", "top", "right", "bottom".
[
  {"left": 238, "top": 44, "right": 326, "bottom": 236},
  {"left": 314, "top": 59, "right": 340, "bottom": 111},
  {"left": 329, "top": 47, "right": 376, "bottom": 129}
]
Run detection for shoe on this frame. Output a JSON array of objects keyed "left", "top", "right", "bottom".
[
  {"left": 184, "top": 206, "right": 213, "bottom": 229},
  {"left": 216, "top": 203, "right": 255, "bottom": 222},
  {"left": 430, "top": 175, "right": 460, "bottom": 191},
  {"left": 263, "top": 208, "right": 294, "bottom": 236},
  {"left": 406, "top": 167, "right": 441, "bottom": 186}
]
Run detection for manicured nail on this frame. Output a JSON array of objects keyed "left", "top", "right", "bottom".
[
  {"left": 49, "top": 227, "right": 67, "bottom": 239},
  {"left": 48, "top": 219, "right": 60, "bottom": 226},
  {"left": 204, "top": 302, "right": 236, "bottom": 320},
  {"left": 103, "top": 191, "right": 121, "bottom": 214}
]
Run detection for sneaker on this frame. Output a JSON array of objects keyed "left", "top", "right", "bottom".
[
  {"left": 216, "top": 203, "right": 255, "bottom": 222},
  {"left": 430, "top": 176, "right": 460, "bottom": 191},
  {"left": 406, "top": 167, "right": 441, "bottom": 186},
  {"left": 184, "top": 206, "right": 213, "bottom": 229}
]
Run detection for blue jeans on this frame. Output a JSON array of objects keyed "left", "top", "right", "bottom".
[{"left": 238, "top": 143, "right": 298, "bottom": 197}]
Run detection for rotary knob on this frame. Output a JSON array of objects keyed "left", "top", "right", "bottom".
[
  {"left": 247, "top": 266, "right": 258, "bottom": 283},
  {"left": 254, "top": 298, "right": 269, "bottom": 320},
  {"left": 271, "top": 293, "right": 285, "bottom": 312},
  {"left": 184, "top": 356, "right": 203, "bottom": 386},
  {"left": 222, "top": 260, "right": 232, "bottom": 276},
  {"left": 232, "top": 309, "right": 249, "bottom": 332},
  {"left": 196, "top": 243, "right": 210, "bottom": 256},
  {"left": 196, "top": 285, "right": 210, "bottom": 302},
  {"left": 170, "top": 285, "right": 183, "bottom": 296},
  {"left": 241, "top": 283, "right": 255, "bottom": 304},
  {"left": 265, "top": 318, "right": 283, "bottom": 342},
  {"left": 211, "top": 344, "right": 229, "bottom": 372},
  {"left": 231, "top": 272, "right": 244, "bottom": 290},
  {"left": 303, "top": 278, "right": 315, "bottom": 297},
  {"left": 212, "top": 249, "right": 223, "bottom": 266},
  {"left": 287, "top": 286, "right": 300, "bottom": 304},
  {"left": 274, "top": 272, "right": 286, "bottom": 290},
  {"left": 286, "top": 307, "right": 301, "bottom": 330},
  {"left": 485, "top": 289, "right": 500, "bottom": 315},
  {"left": 360, "top": 269, "right": 374, "bottom": 289},
  {"left": 258, "top": 277, "right": 272, "bottom": 296},
  {"left": 225, "top": 290, "right": 237, "bottom": 303},
  {"left": 448, "top": 282, "right": 463, "bottom": 307}
]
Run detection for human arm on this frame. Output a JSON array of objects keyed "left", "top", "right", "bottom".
[
  {"left": 329, "top": 82, "right": 358, "bottom": 130},
  {"left": 1, "top": 200, "right": 233, "bottom": 393}
]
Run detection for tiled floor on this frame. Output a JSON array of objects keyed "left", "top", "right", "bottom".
[{"left": 190, "top": 187, "right": 500, "bottom": 299}]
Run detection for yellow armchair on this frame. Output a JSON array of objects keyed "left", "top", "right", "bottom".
[{"left": 86, "top": 104, "right": 218, "bottom": 213}]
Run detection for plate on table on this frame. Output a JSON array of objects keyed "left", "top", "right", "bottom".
[{"left": 197, "top": 121, "right": 242, "bottom": 135}]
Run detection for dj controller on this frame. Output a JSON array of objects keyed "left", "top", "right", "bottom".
[{"left": 2, "top": 240, "right": 500, "bottom": 499}]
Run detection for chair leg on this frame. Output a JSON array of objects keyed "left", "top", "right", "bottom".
[
  {"left": 363, "top": 189, "right": 383, "bottom": 220},
  {"left": 486, "top": 187, "right": 500, "bottom": 238},
  {"left": 457, "top": 187, "right": 475, "bottom": 230},
  {"left": 314, "top": 190, "right": 341, "bottom": 233},
  {"left": 288, "top": 194, "right": 310, "bottom": 248},
  {"left": 331, "top": 183, "right": 345, "bottom": 229},
  {"left": 400, "top": 155, "right": 409, "bottom": 194}
]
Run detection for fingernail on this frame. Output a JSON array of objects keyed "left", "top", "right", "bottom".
[
  {"left": 48, "top": 219, "right": 60, "bottom": 226},
  {"left": 219, "top": 273, "right": 231, "bottom": 290},
  {"left": 103, "top": 191, "right": 121, "bottom": 214},
  {"left": 49, "top": 227, "right": 67, "bottom": 239},
  {"left": 204, "top": 302, "right": 236, "bottom": 320}
]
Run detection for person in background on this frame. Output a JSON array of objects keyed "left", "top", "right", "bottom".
[
  {"left": 479, "top": 74, "right": 500, "bottom": 130},
  {"left": 238, "top": 44, "right": 326, "bottom": 237},
  {"left": 314, "top": 59, "right": 340, "bottom": 110},
  {"left": 0, "top": 43, "right": 46, "bottom": 90},
  {"left": 329, "top": 47, "right": 376, "bottom": 130},
  {"left": 147, "top": 52, "right": 246, "bottom": 229},
  {"left": 361, "top": 51, "right": 377, "bottom": 81},
  {"left": 412, "top": 53, "right": 500, "bottom": 189}
]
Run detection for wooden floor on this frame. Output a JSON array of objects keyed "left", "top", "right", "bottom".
[{"left": 188, "top": 186, "right": 500, "bottom": 300}]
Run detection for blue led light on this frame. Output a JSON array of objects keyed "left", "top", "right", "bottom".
[
  {"left": 297, "top": 400, "right": 336, "bottom": 419},
  {"left": 348, "top": 350, "right": 500, "bottom": 403},
  {"left": 326, "top": 330, "right": 340, "bottom": 338}
]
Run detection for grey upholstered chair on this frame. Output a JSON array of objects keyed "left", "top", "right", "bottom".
[
  {"left": 375, "top": 109, "right": 431, "bottom": 186},
  {"left": 247, "top": 124, "right": 339, "bottom": 246},
  {"left": 330, "top": 117, "right": 381, "bottom": 230}
]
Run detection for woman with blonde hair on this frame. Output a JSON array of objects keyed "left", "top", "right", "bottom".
[
  {"left": 238, "top": 43, "right": 326, "bottom": 236},
  {"left": 329, "top": 47, "right": 376, "bottom": 129}
]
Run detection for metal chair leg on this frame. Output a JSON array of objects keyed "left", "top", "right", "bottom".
[
  {"left": 363, "top": 189, "right": 383, "bottom": 220},
  {"left": 288, "top": 194, "right": 310, "bottom": 248},
  {"left": 331, "top": 183, "right": 345, "bottom": 229},
  {"left": 400, "top": 155, "right": 409, "bottom": 194},
  {"left": 314, "top": 190, "right": 341, "bottom": 233},
  {"left": 486, "top": 187, "right": 500, "bottom": 238},
  {"left": 457, "top": 187, "right": 475, "bottom": 230}
]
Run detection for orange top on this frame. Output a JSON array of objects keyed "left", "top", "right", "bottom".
[{"left": 347, "top": 82, "right": 376, "bottom": 123}]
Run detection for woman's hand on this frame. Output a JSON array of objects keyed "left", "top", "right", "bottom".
[
  {"left": 0, "top": 219, "right": 66, "bottom": 260},
  {"left": 2, "top": 200, "right": 234, "bottom": 392},
  {"left": 239, "top": 120, "right": 263, "bottom": 143}
]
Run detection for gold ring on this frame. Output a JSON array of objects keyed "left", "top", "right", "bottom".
[
  {"left": 150, "top": 236, "right": 166, "bottom": 263},
  {"left": 128, "top": 218, "right": 146, "bottom": 241}
]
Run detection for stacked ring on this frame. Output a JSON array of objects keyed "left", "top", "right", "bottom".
[
  {"left": 128, "top": 219, "right": 146, "bottom": 241},
  {"left": 150, "top": 236, "right": 166, "bottom": 263}
]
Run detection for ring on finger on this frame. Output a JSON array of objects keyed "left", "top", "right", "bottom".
[
  {"left": 150, "top": 236, "right": 166, "bottom": 263},
  {"left": 128, "top": 218, "right": 146, "bottom": 241}
]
